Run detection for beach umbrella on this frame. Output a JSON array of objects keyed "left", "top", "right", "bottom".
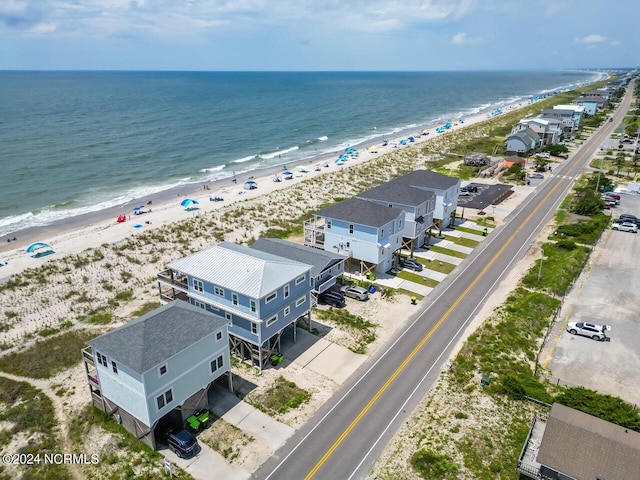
[
  {"left": 26, "top": 242, "right": 50, "bottom": 253},
  {"left": 133, "top": 205, "right": 145, "bottom": 211},
  {"left": 244, "top": 181, "right": 257, "bottom": 190},
  {"left": 180, "top": 199, "right": 199, "bottom": 208},
  {"left": 298, "top": 165, "right": 309, "bottom": 173}
]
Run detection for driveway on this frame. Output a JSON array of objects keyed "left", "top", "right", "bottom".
[{"left": 542, "top": 192, "right": 640, "bottom": 404}]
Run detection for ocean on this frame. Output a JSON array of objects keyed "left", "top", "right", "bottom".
[{"left": 0, "top": 70, "right": 601, "bottom": 237}]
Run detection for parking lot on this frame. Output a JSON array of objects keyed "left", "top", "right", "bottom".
[{"left": 544, "top": 192, "right": 640, "bottom": 404}]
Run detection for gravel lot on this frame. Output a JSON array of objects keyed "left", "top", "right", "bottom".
[{"left": 544, "top": 191, "right": 640, "bottom": 405}]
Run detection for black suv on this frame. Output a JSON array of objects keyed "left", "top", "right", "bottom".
[
  {"left": 167, "top": 429, "right": 199, "bottom": 458},
  {"left": 618, "top": 214, "right": 639, "bottom": 225},
  {"left": 319, "top": 290, "right": 346, "bottom": 307},
  {"left": 460, "top": 185, "right": 478, "bottom": 193},
  {"left": 401, "top": 257, "right": 423, "bottom": 272}
]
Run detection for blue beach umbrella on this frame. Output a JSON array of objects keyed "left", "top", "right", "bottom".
[
  {"left": 26, "top": 242, "right": 50, "bottom": 253},
  {"left": 180, "top": 199, "right": 199, "bottom": 208},
  {"left": 133, "top": 205, "right": 145, "bottom": 211}
]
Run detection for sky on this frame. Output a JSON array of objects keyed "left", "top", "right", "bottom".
[{"left": 0, "top": 0, "right": 637, "bottom": 71}]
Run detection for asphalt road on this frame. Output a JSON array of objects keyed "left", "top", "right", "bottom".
[{"left": 253, "top": 84, "right": 635, "bottom": 480}]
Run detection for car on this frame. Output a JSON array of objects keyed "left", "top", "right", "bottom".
[
  {"left": 601, "top": 194, "right": 620, "bottom": 205},
  {"left": 167, "top": 429, "right": 200, "bottom": 458},
  {"left": 567, "top": 322, "right": 610, "bottom": 341},
  {"left": 612, "top": 222, "right": 638, "bottom": 233},
  {"left": 528, "top": 173, "right": 545, "bottom": 179},
  {"left": 340, "top": 285, "right": 369, "bottom": 301},
  {"left": 618, "top": 214, "right": 639, "bottom": 225},
  {"left": 460, "top": 185, "right": 478, "bottom": 193},
  {"left": 458, "top": 190, "right": 470, "bottom": 196},
  {"left": 319, "top": 290, "right": 346, "bottom": 307},
  {"left": 401, "top": 257, "right": 423, "bottom": 272},
  {"left": 535, "top": 152, "right": 550, "bottom": 159}
]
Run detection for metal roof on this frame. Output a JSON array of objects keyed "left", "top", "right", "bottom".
[
  {"left": 88, "top": 301, "right": 228, "bottom": 374},
  {"left": 250, "top": 238, "right": 346, "bottom": 278},
  {"left": 167, "top": 242, "right": 312, "bottom": 298},
  {"left": 357, "top": 181, "right": 435, "bottom": 207},
  {"left": 314, "top": 198, "right": 404, "bottom": 228},
  {"left": 389, "top": 170, "right": 460, "bottom": 190},
  {"left": 537, "top": 403, "right": 640, "bottom": 480}
]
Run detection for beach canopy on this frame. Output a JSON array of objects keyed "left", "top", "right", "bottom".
[
  {"left": 133, "top": 205, "right": 145, "bottom": 211},
  {"left": 180, "top": 199, "right": 199, "bottom": 208},
  {"left": 26, "top": 242, "right": 50, "bottom": 253},
  {"left": 297, "top": 165, "right": 309, "bottom": 173},
  {"left": 244, "top": 181, "right": 257, "bottom": 190}
]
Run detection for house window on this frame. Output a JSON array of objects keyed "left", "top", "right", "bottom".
[
  {"left": 295, "top": 275, "right": 305, "bottom": 285},
  {"left": 210, "top": 355, "right": 224, "bottom": 373},
  {"left": 296, "top": 296, "right": 305, "bottom": 307},
  {"left": 266, "top": 292, "right": 277, "bottom": 303},
  {"left": 327, "top": 219, "right": 331, "bottom": 229},
  {"left": 155, "top": 388, "right": 173, "bottom": 410},
  {"left": 349, "top": 224, "right": 354, "bottom": 234},
  {"left": 157, "top": 394, "right": 165, "bottom": 410},
  {"left": 398, "top": 219, "right": 402, "bottom": 228},
  {"left": 193, "top": 300, "right": 205, "bottom": 310},
  {"left": 112, "top": 361, "right": 118, "bottom": 374},
  {"left": 284, "top": 306, "right": 290, "bottom": 317},
  {"left": 283, "top": 284, "right": 290, "bottom": 298},
  {"left": 250, "top": 300, "right": 256, "bottom": 312},
  {"left": 159, "top": 364, "right": 167, "bottom": 377},
  {"left": 225, "top": 312, "right": 232, "bottom": 322},
  {"left": 164, "top": 389, "right": 173, "bottom": 404},
  {"left": 267, "top": 314, "right": 277, "bottom": 327},
  {"left": 381, "top": 228, "right": 384, "bottom": 237},
  {"left": 346, "top": 242, "right": 350, "bottom": 248},
  {"left": 216, "top": 331, "right": 223, "bottom": 341},
  {"left": 232, "top": 293, "right": 238, "bottom": 306},
  {"left": 193, "top": 279, "right": 204, "bottom": 293},
  {"left": 214, "top": 286, "right": 224, "bottom": 297},
  {"left": 251, "top": 323, "right": 257, "bottom": 334},
  {"left": 97, "top": 353, "right": 107, "bottom": 367}
]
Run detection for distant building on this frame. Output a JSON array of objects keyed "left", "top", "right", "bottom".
[
  {"left": 157, "top": 242, "right": 313, "bottom": 370},
  {"left": 250, "top": 238, "right": 346, "bottom": 306},
  {"left": 82, "top": 301, "right": 231, "bottom": 449},
  {"left": 572, "top": 97, "right": 600, "bottom": 116},
  {"left": 539, "top": 105, "right": 585, "bottom": 132},
  {"left": 304, "top": 197, "right": 405, "bottom": 275},
  {"left": 517, "top": 403, "right": 640, "bottom": 480}
]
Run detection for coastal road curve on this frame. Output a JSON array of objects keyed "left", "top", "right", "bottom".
[{"left": 253, "top": 83, "right": 634, "bottom": 480}]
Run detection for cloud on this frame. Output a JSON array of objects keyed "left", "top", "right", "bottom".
[
  {"left": 451, "top": 32, "right": 480, "bottom": 45},
  {"left": 575, "top": 34, "right": 607, "bottom": 44},
  {"left": 0, "top": 0, "right": 47, "bottom": 27}
]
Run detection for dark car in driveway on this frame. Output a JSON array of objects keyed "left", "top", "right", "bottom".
[
  {"left": 319, "top": 290, "right": 346, "bottom": 307},
  {"left": 167, "top": 429, "right": 200, "bottom": 458},
  {"left": 460, "top": 185, "right": 478, "bottom": 193},
  {"left": 618, "top": 214, "right": 640, "bottom": 225},
  {"left": 401, "top": 257, "right": 423, "bottom": 272}
]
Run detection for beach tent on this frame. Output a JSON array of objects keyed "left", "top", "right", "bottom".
[
  {"left": 117, "top": 215, "right": 126, "bottom": 223},
  {"left": 180, "top": 199, "right": 199, "bottom": 209},
  {"left": 273, "top": 175, "right": 282, "bottom": 182},
  {"left": 244, "top": 181, "right": 257, "bottom": 190},
  {"left": 133, "top": 205, "right": 145, "bottom": 211},
  {"left": 314, "top": 163, "right": 322, "bottom": 171},
  {"left": 283, "top": 171, "right": 294, "bottom": 179},
  {"left": 297, "top": 165, "right": 309, "bottom": 173},
  {"left": 26, "top": 242, "right": 51, "bottom": 253},
  {"left": 26, "top": 242, "right": 55, "bottom": 258}
]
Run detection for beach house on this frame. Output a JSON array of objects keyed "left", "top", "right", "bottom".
[
  {"left": 572, "top": 97, "right": 600, "bottom": 116},
  {"left": 505, "top": 128, "right": 540, "bottom": 155},
  {"left": 539, "top": 105, "right": 585, "bottom": 132},
  {"left": 82, "top": 300, "right": 231, "bottom": 449},
  {"left": 157, "top": 242, "right": 313, "bottom": 369},
  {"left": 385, "top": 170, "right": 460, "bottom": 230},
  {"left": 357, "top": 180, "right": 436, "bottom": 254},
  {"left": 517, "top": 403, "right": 640, "bottom": 480},
  {"left": 511, "top": 118, "right": 563, "bottom": 146},
  {"left": 250, "top": 238, "right": 346, "bottom": 306},
  {"left": 304, "top": 198, "right": 405, "bottom": 275}
]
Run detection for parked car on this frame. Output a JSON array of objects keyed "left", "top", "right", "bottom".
[
  {"left": 167, "top": 429, "right": 200, "bottom": 458},
  {"left": 460, "top": 185, "right": 478, "bottom": 193},
  {"left": 612, "top": 222, "right": 638, "bottom": 233},
  {"left": 601, "top": 194, "right": 620, "bottom": 205},
  {"left": 567, "top": 322, "right": 610, "bottom": 341},
  {"left": 528, "top": 173, "right": 544, "bottom": 179},
  {"left": 535, "top": 152, "right": 550, "bottom": 159},
  {"left": 401, "top": 257, "right": 423, "bottom": 272},
  {"left": 319, "top": 290, "right": 346, "bottom": 307},
  {"left": 619, "top": 214, "right": 639, "bottom": 225},
  {"left": 340, "top": 285, "right": 369, "bottom": 301}
]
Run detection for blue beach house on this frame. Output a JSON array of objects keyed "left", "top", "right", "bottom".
[
  {"left": 357, "top": 180, "right": 436, "bottom": 255},
  {"left": 304, "top": 198, "right": 405, "bottom": 275},
  {"left": 157, "top": 242, "right": 313, "bottom": 370},
  {"left": 82, "top": 300, "right": 231, "bottom": 449}
]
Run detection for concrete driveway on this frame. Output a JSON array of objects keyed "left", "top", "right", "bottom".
[{"left": 543, "top": 192, "right": 640, "bottom": 404}]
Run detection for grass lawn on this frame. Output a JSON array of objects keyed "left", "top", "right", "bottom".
[
  {"left": 443, "top": 234, "right": 480, "bottom": 248},
  {"left": 410, "top": 258, "right": 456, "bottom": 274},
  {"left": 428, "top": 245, "right": 468, "bottom": 259},
  {"left": 396, "top": 270, "right": 440, "bottom": 288},
  {"left": 452, "top": 225, "right": 485, "bottom": 236}
]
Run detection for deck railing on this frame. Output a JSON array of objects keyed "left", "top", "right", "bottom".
[{"left": 157, "top": 269, "right": 188, "bottom": 290}]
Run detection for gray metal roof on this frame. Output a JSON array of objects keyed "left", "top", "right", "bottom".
[
  {"left": 88, "top": 301, "right": 228, "bottom": 374},
  {"left": 357, "top": 181, "right": 435, "bottom": 207},
  {"left": 167, "top": 242, "right": 312, "bottom": 298},
  {"left": 537, "top": 403, "right": 640, "bottom": 480},
  {"left": 250, "top": 238, "right": 345, "bottom": 278},
  {"left": 314, "top": 198, "right": 404, "bottom": 228},
  {"left": 389, "top": 170, "right": 460, "bottom": 191}
]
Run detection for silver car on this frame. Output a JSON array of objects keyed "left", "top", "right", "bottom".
[
  {"left": 567, "top": 322, "right": 610, "bottom": 341},
  {"left": 340, "top": 285, "right": 369, "bottom": 301}
]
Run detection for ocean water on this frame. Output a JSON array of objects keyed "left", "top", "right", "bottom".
[{"left": 0, "top": 70, "right": 601, "bottom": 237}]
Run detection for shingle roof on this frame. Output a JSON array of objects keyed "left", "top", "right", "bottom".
[
  {"left": 388, "top": 170, "right": 460, "bottom": 190},
  {"left": 537, "top": 403, "right": 640, "bottom": 480},
  {"left": 357, "top": 181, "right": 435, "bottom": 207},
  {"left": 88, "top": 301, "right": 228, "bottom": 374},
  {"left": 314, "top": 198, "right": 403, "bottom": 228},
  {"left": 168, "top": 242, "right": 312, "bottom": 298},
  {"left": 250, "top": 238, "right": 346, "bottom": 278}
]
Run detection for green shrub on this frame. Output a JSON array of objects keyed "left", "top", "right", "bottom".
[{"left": 410, "top": 449, "right": 458, "bottom": 479}]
